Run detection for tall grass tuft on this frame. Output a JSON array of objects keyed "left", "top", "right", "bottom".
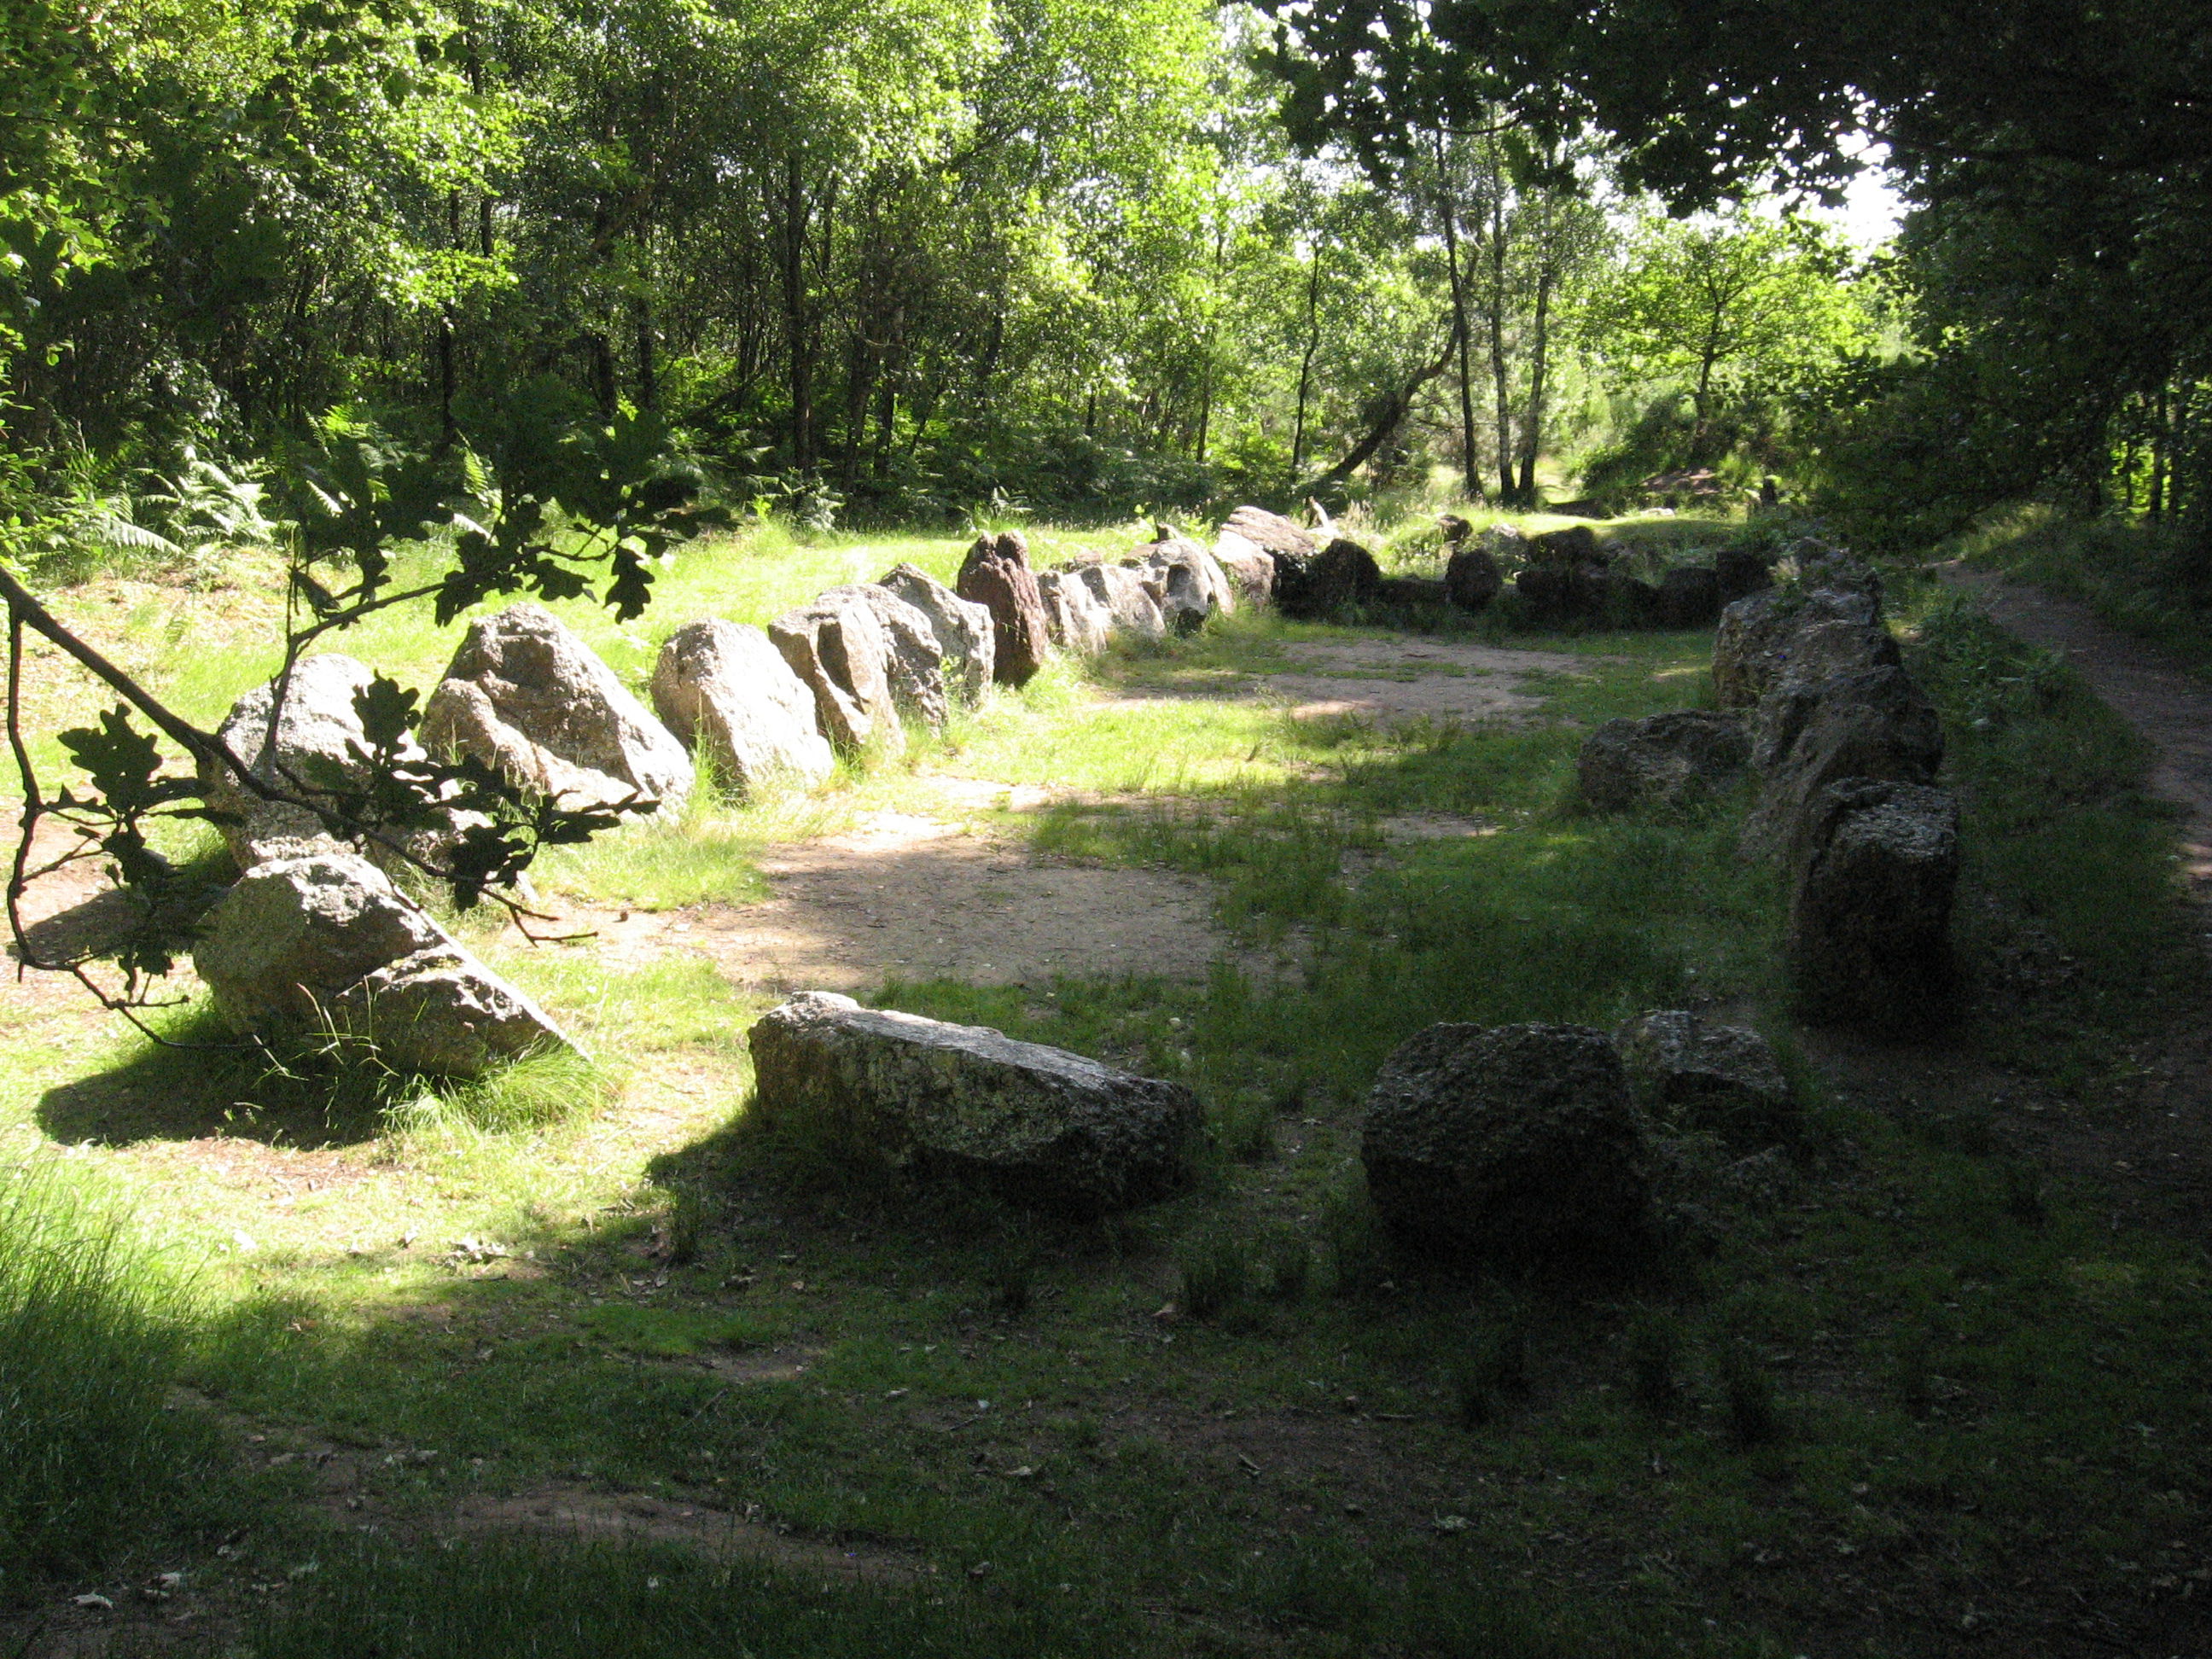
[{"left": 0, "top": 1161, "right": 224, "bottom": 1586}]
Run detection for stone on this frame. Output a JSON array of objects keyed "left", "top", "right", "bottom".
[
  {"left": 877, "top": 563, "right": 994, "bottom": 704},
  {"left": 1655, "top": 564, "right": 1722, "bottom": 628},
  {"left": 201, "top": 654, "right": 463, "bottom": 873},
  {"left": 193, "top": 852, "right": 570, "bottom": 1077},
  {"left": 648, "top": 619, "right": 835, "bottom": 797},
  {"left": 747, "top": 992, "right": 1201, "bottom": 1214},
  {"left": 819, "top": 584, "right": 948, "bottom": 729},
  {"left": 1375, "top": 575, "right": 1447, "bottom": 607},
  {"left": 1138, "top": 531, "right": 1237, "bottom": 623},
  {"left": 439, "top": 604, "right": 693, "bottom": 812},
  {"left": 1742, "top": 660, "right": 1943, "bottom": 862},
  {"left": 1075, "top": 562, "right": 1168, "bottom": 640},
  {"left": 1035, "top": 569, "right": 1115, "bottom": 654},
  {"left": 1437, "top": 514, "right": 1473, "bottom": 546},
  {"left": 1577, "top": 710, "right": 1750, "bottom": 812},
  {"left": 1210, "top": 533, "right": 1278, "bottom": 603},
  {"left": 957, "top": 532, "right": 1051, "bottom": 687},
  {"left": 1219, "top": 504, "right": 1318, "bottom": 557},
  {"left": 1479, "top": 523, "right": 1531, "bottom": 563},
  {"left": 1615, "top": 1010, "right": 1796, "bottom": 1147},
  {"left": 1787, "top": 539, "right": 1883, "bottom": 614},
  {"left": 1443, "top": 545, "right": 1503, "bottom": 612},
  {"left": 1359, "top": 1022, "right": 1654, "bottom": 1264},
  {"left": 1528, "top": 524, "right": 1605, "bottom": 566},
  {"left": 1274, "top": 537, "right": 1382, "bottom": 620},
  {"left": 1514, "top": 559, "right": 1618, "bottom": 626},
  {"left": 422, "top": 678, "right": 636, "bottom": 812},
  {"left": 1786, "top": 779, "right": 1959, "bottom": 1027},
  {"left": 1711, "top": 587, "right": 1881, "bottom": 711},
  {"left": 1714, "top": 546, "right": 1773, "bottom": 604},
  {"left": 769, "top": 591, "right": 906, "bottom": 755}
]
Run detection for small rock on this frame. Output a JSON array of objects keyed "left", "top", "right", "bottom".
[
  {"left": 1577, "top": 710, "right": 1749, "bottom": 812},
  {"left": 747, "top": 992, "right": 1201, "bottom": 1213},
  {"left": 957, "top": 533, "right": 1052, "bottom": 688},
  {"left": 649, "top": 618, "right": 835, "bottom": 796},
  {"left": 876, "top": 563, "right": 994, "bottom": 703},
  {"left": 1615, "top": 1010, "right": 1796, "bottom": 1146}
]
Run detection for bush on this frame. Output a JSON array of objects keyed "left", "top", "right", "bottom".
[{"left": 0, "top": 1161, "right": 224, "bottom": 1585}]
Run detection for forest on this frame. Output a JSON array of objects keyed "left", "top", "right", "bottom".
[{"left": 7, "top": 0, "right": 2212, "bottom": 1656}]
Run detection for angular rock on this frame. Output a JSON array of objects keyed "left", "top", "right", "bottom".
[
  {"left": 1528, "top": 524, "right": 1604, "bottom": 566},
  {"left": 877, "top": 563, "right": 994, "bottom": 704},
  {"left": 1075, "top": 562, "right": 1168, "bottom": 641},
  {"left": 1443, "top": 545, "right": 1503, "bottom": 612},
  {"left": 1577, "top": 710, "right": 1750, "bottom": 812},
  {"left": 1616, "top": 1010, "right": 1796, "bottom": 1146},
  {"left": 1035, "top": 569, "right": 1115, "bottom": 654},
  {"left": 1655, "top": 564, "right": 1722, "bottom": 628},
  {"left": 1138, "top": 531, "right": 1237, "bottom": 623},
  {"left": 1274, "top": 537, "right": 1382, "bottom": 620},
  {"left": 422, "top": 678, "right": 635, "bottom": 812},
  {"left": 439, "top": 604, "right": 692, "bottom": 811},
  {"left": 769, "top": 591, "right": 905, "bottom": 755},
  {"left": 1209, "top": 532, "right": 1278, "bottom": 603},
  {"left": 1218, "top": 504, "right": 1318, "bottom": 558},
  {"left": 649, "top": 619, "right": 835, "bottom": 797},
  {"left": 1742, "top": 660, "right": 1943, "bottom": 862},
  {"left": 1786, "top": 779, "right": 1959, "bottom": 1027},
  {"left": 957, "top": 533, "right": 1051, "bottom": 688},
  {"left": 1712, "top": 587, "right": 1881, "bottom": 711},
  {"left": 193, "top": 852, "right": 570, "bottom": 1077},
  {"left": 747, "top": 992, "right": 1201, "bottom": 1213},
  {"left": 1360, "top": 1022, "right": 1654, "bottom": 1263},
  {"left": 202, "top": 654, "right": 461, "bottom": 872},
  {"left": 1787, "top": 540, "right": 1883, "bottom": 614},
  {"left": 819, "top": 584, "right": 948, "bottom": 730},
  {"left": 1714, "top": 546, "right": 1773, "bottom": 605}
]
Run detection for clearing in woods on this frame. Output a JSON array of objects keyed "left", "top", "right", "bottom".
[{"left": 8, "top": 523, "right": 2212, "bottom": 1659}]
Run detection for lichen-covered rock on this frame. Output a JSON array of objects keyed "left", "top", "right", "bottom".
[
  {"left": 649, "top": 619, "right": 835, "bottom": 796},
  {"left": 957, "top": 532, "right": 1051, "bottom": 687},
  {"left": 1075, "top": 562, "right": 1168, "bottom": 640},
  {"left": 1218, "top": 505, "right": 1318, "bottom": 558},
  {"left": 1138, "top": 531, "right": 1237, "bottom": 626},
  {"left": 1208, "top": 532, "right": 1278, "bottom": 603},
  {"left": 1741, "top": 661, "right": 1943, "bottom": 862},
  {"left": 201, "top": 654, "right": 464, "bottom": 872},
  {"left": 1577, "top": 710, "right": 1750, "bottom": 812},
  {"left": 422, "top": 678, "right": 636, "bottom": 812},
  {"left": 1359, "top": 1022, "right": 1654, "bottom": 1263},
  {"left": 1443, "top": 544, "right": 1503, "bottom": 612},
  {"left": 877, "top": 563, "right": 994, "bottom": 704},
  {"left": 1035, "top": 569, "right": 1116, "bottom": 654},
  {"left": 769, "top": 591, "right": 906, "bottom": 754},
  {"left": 1616, "top": 1010, "right": 1796, "bottom": 1146},
  {"left": 1711, "top": 586, "right": 1881, "bottom": 711},
  {"left": 818, "top": 584, "right": 948, "bottom": 730},
  {"left": 747, "top": 992, "right": 1201, "bottom": 1213},
  {"left": 439, "top": 604, "right": 693, "bottom": 811},
  {"left": 1274, "top": 537, "right": 1382, "bottom": 620},
  {"left": 1785, "top": 540, "right": 1884, "bottom": 614},
  {"left": 1714, "top": 546, "right": 1773, "bottom": 605},
  {"left": 192, "top": 853, "right": 571, "bottom": 1076},
  {"left": 1786, "top": 778, "right": 1959, "bottom": 1027}
]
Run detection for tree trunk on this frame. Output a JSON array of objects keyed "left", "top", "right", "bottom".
[
  {"left": 1290, "top": 249, "right": 1323, "bottom": 483},
  {"left": 1433, "top": 132, "right": 1481, "bottom": 503},
  {"left": 1308, "top": 323, "right": 1460, "bottom": 492},
  {"left": 1487, "top": 182, "right": 1516, "bottom": 504},
  {"left": 1517, "top": 239, "right": 1555, "bottom": 502},
  {"left": 633, "top": 294, "right": 658, "bottom": 411},
  {"left": 780, "top": 155, "right": 814, "bottom": 472},
  {"left": 2151, "top": 382, "right": 2170, "bottom": 520}
]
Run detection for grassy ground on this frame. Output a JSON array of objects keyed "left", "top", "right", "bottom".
[
  {"left": 7, "top": 518, "right": 2211, "bottom": 1656},
  {"left": 1958, "top": 504, "right": 2212, "bottom": 678}
]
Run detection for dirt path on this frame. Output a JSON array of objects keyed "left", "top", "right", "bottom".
[
  {"left": 1106, "top": 636, "right": 1587, "bottom": 725},
  {"left": 1941, "top": 562, "right": 2212, "bottom": 887}
]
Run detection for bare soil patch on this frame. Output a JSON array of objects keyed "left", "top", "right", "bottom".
[{"left": 1107, "top": 636, "right": 1587, "bottom": 725}]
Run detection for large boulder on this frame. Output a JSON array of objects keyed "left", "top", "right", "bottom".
[
  {"left": 1208, "top": 533, "right": 1278, "bottom": 604},
  {"left": 1714, "top": 546, "right": 1773, "bottom": 605},
  {"left": 1360, "top": 1022, "right": 1654, "bottom": 1264},
  {"left": 421, "top": 678, "right": 635, "bottom": 812},
  {"left": 649, "top": 620, "right": 835, "bottom": 797},
  {"left": 747, "top": 992, "right": 1201, "bottom": 1214},
  {"left": 1711, "top": 586, "right": 1881, "bottom": 711},
  {"left": 1616, "top": 1010, "right": 1796, "bottom": 1147},
  {"left": 1138, "top": 530, "right": 1237, "bottom": 626},
  {"left": 193, "top": 853, "right": 570, "bottom": 1077},
  {"left": 439, "top": 604, "right": 692, "bottom": 812},
  {"left": 1528, "top": 524, "right": 1604, "bottom": 566},
  {"left": 1443, "top": 544, "right": 1503, "bottom": 613},
  {"left": 1515, "top": 560, "right": 1620, "bottom": 626},
  {"left": 1786, "top": 779, "right": 1959, "bottom": 1027},
  {"left": 201, "top": 654, "right": 463, "bottom": 872},
  {"left": 957, "top": 533, "right": 1051, "bottom": 688},
  {"left": 818, "top": 584, "right": 948, "bottom": 730},
  {"left": 876, "top": 563, "right": 993, "bottom": 704},
  {"left": 1274, "top": 537, "right": 1382, "bottom": 620},
  {"left": 1577, "top": 710, "right": 1750, "bottom": 812},
  {"left": 1075, "top": 562, "right": 1168, "bottom": 641},
  {"left": 1741, "top": 660, "right": 1944, "bottom": 862},
  {"left": 1035, "top": 569, "right": 1116, "bottom": 654},
  {"left": 1655, "top": 564, "right": 1723, "bottom": 628},
  {"left": 768, "top": 591, "right": 905, "bottom": 755},
  {"left": 1218, "top": 504, "right": 1318, "bottom": 558}
]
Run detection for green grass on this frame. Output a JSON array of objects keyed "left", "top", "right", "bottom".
[{"left": 1959, "top": 503, "right": 2212, "bottom": 678}]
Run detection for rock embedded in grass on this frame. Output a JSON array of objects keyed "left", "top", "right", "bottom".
[
  {"left": 194, "top": 852, "right": 572, "bottom": 1077},
  {"left": 422, "top": 677, "right": 637, "bottom": 812},
  {"left": 769, "top": 590, "right": 909, "bottom": 754},
  {"left": 1615, "top": 1010, "right": 1796, "bottom": 1147},
  {"left": 1786, "top": 778, "right": 1960, "bottom": 1027},
  {"left": 1359, "top": 1022, "right": 1654, "bottom": 1265},
  {"left": 439, "top": 603, "right": 694, "bottom": 812},
  {"left": 956, "top": 532, "right": 1051, "bottom": 688},
  {"left": 1034, "top": 569, "right": 1115, "bottom": 654},
  {"left": 649, "top": 619, "right": 835, "bottom": 796},
  {"left": 1074, "top": 562, "right": 1168, "bottom": 641},
  {"left": 875, "top": 563, "right": 994, "bottom": 703},
  {"left": 1442, "top": 544, "right": 1503, "bottom": 612},
  {"left": 746, "top": 992, "right": 1202, "bottom": 1214},
  {"left": 1712, "top": 585, "right": 1882, "bottom": 711},
  {"left": 1576, "top": 709, "right": 1749, "bottom": 812}
]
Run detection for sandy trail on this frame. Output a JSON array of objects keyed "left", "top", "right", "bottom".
[{"left": 1109, "top": 636, "right": 1586, "bottom": 724}]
